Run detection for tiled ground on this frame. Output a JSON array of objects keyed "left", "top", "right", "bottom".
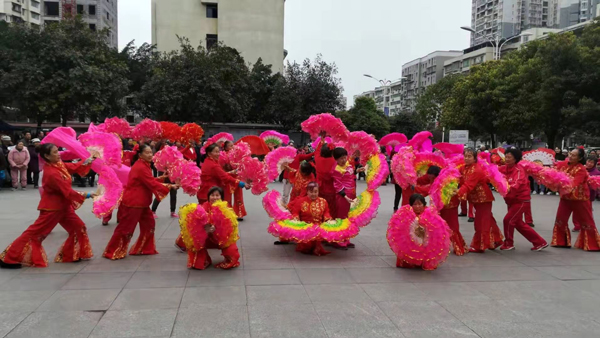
[{"left": 2, "top": 181, "right": 600, "bottom": 338}]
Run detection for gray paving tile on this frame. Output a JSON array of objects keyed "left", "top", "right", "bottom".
[
  {"left": 469, "top": 280, "right": 593, "bottom": 301},
  {"left": 305, "top": 284, "right": 373, "bottom": 303},
  {"left": 313, "top": 302, "right": 405, "bottom": 338},
  {"left": 21, "top": 262, "right": 89, "bottom": 274},
  {"left": 466, "top": 319, "right": 600, "bottom": 338},
  {"left": 243, "top": 269, "right": 300, "bottom": 285},
  {"left": 346, "top": 267, "right": 406, "bottom": 283},
  {"left": 338, "top": 255, "right": 391, "bottom": 268},
  {"left": 0, "top": 268, "right": 24, "bottom": 284},
  {"left": 0, "top": 312, "right": 30, "bottom": 338},
  {"left": 61, "top": 272, "right": 133, "bottom": 290},
  {"left": 90, "top": 309, "right": 177, "bottom": 338},
  {"left": 360, "top": 283, "right": 427, "bottom": 302},
  {"left": 242, "top": 255, "right": 294, "bottom": 270},
  {"left": 296, "top": 268, "right": 355, "bottom": 284},
  {"left": 0, "top": 290, "right": 55, "bottom": 312},
  {"left": 80, "top": 257, "right": 144, "bottom": 273},
  {"left": 6, "top": 311, "right": 102, "bottom": 338},
  {"left": 247, "top": 285, "right": 310, "bottom": 304},
  {"left": 173, "top": 304, "right": 250, "bottom": 338},
  {"left": 180, "top": 286, "right": 247, "bottom": 307},
  {"left": 187, "top": 269, "right": 245, "bottom": 287},
  {"left": 534, "top": 266, "right": 600, "bottom": 280},
  {"left": 136, "top": 257, "right": 190, "bottom": 271},
  {"left": 125, "top": 270, "right": 189, "bottom": 289},
  {"left": 110, "top": 288, "right": 184, "bottom": 310},
  {"left": 1, "top": 273, "right": 75, "bottom": 291},
  {"left": 248, "top": 303, "right": 327, "bottom": 338},
  {"left": 437, "top": 298, "right": 524, "bottom": 323},
  {"left": 37, "top": 289, "right": 120, "bottom": 311},
  {"left": 413, "top": 282, "right": 491, "bottom": 301}
]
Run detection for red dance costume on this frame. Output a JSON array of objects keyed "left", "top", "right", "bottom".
[
  {"left": 499, "top": 164, "right": 547, "bottom": 249},
  {"left": 221, "top": 151, "right": 247, "bottom": 219},
  {"left": 0, "top": 161, "right": 93, "bottom": 267},
  {"left": 441, "top": 195, "right": 468, "bottom": 256},
  {"left": 289, "top": 196, "right": 332, "bottom": 256},
  {"left": 289, "top": 170, "right": 316, "bottom": 205},
  {"left": 333, "top": 162, "right": 356, "bottom": 219},
  {"left": 103, "top": 160, "right": 170, "bottom": 260},
  {"left": 551, "top": 161, "right": 600, "bottom": 251},
  {"left": 458, "top": 163, "right": 504, "bottom": 252},
  {"left": 187, "top": 202, "right": 240, "bottom": 270},
  {"left": 401, "top": 175, "right": 432, "bottom": 206},
  {"left": 315, "top": 140, "right": 337, "bottom": 217}
]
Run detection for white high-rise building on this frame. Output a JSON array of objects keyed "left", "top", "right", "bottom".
[
  {"left": 0, "top": 0, "right": 43, "bottom": 27},
  {"left": 559, "top": 0, "right": 600, "bottom": 28},
  {"left": 152, "top": 0, "right": 286, "bottom": 73}
]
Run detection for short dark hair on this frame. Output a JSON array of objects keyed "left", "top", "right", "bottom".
[
  {"left": 320, "top": 143, "right": 333, "bottom": 158},
  {"left": 300, "top": 161, "right": 313, "bottom": 175},
  {"left": 307, "top": 181, "right": 319, "bottom": 191},
  {"left": 333, "top": 147, "right": 348, "bottom": 160},
  {"left": 223, "top": 140, "right": 234, "bottom": 149},
  {"left": 427, "top": 166, "right": 441, "bottom": 177},
  {"left": 39, "top": 143, "right": 56, "bottom": 162},
  {"left": 575, "top": 148, "right": 586, "bottom": 165},
  {"left": 409, "top": 193, "right": 427, "bottom": 206},
  {"left": 206, "top": 143, "right": 220, "bottom": 154},
  {"left": 505, "top": 147, "right": 522, "bottom": 163},
  {"left": 587, "top": 156, "right": 598, "bottom": 166},
  {"left": 208, "top": 186, "right": 224, "bottom": 200},
  {"left": 464, "top": 148, "right": 478, "bottom": 162},
  {"left": 132, "top": 144, "right": 151, "bottom": 165}
]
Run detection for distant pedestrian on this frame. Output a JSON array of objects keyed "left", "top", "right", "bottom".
[
  {"left": 8, "top": 141, "right": 29, "bottom": 191},
  {"left": 27, "top": 138, "right": 41, "bottom": 188}
]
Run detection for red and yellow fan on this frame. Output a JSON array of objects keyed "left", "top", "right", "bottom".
[
  {"left": 210, "top": 200, "right": 240, "bottom": 248},
  {"left": 179, "top": 203, "right": 209, "bottom": 252}
]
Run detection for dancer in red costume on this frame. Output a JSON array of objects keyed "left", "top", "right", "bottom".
[
  {"left": 498, "top": 148, "right": 548, "bottom": 251},
  {"left": 187, "top": 187, "right": 241, "bottom": 270},
  {"left": 572, "top": 156, "right": 600, "bottom": 232},
  {"left": 0, "top": 143, "right": 97, "bottom": 268},
  {"left": 400, "top": 166, "right": 439, "bottom": 206},
  {"left": 289, "top": 182, "right": 332, "bottom": 256},
  {"left": 282, "top": 147, "right": 314, "bottom": 204},
  {"left": 176, "top": 143, "right": 249, "bottom": 251},
  {"left": 551, "top": 148, "right": 600, "bottom": 251},
  {"left": 222, "top": 141, "right": 247, "bottom": 220},
  {"left": 315, "top": 131, "right": 337, "bottom": 217},
  {"left": 287, "top": 161, "right": 316, "bottom": 205},
  {"left": 103, "top": 144, "right": 177, "bottom": 260},
  {"left": 457, "top": 148, "right": 504, "bottom": 253},
  {"left": 331, "top": 147, "right": 363, "bottom": 249}
]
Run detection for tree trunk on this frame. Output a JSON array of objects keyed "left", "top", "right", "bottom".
[{"left": 546, "top": 130, "right": 557, "bottom": 150}]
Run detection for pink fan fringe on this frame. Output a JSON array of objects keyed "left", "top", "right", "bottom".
[
  {"left": 111, "top": 163, "right": 130, "bottom": 186},
  {"left": 262, "top": 190, "right": 292, "bottom": 220},
  {"left": 311, "top": 137, "right": 333, "bottom": 149},
  {"left": 521, "top": 161, "right": 573, "bottom": 195},
  {"left": 93, "top": 165, "right": 124, "bottom": 218},
  {"left": 99, "top": 117, "right": 132, "bottom": 138},
  {"left": 132, "top": 118, "right": 162, "bottom": 141},
  {"left": 434, "top": 143, "right": 464, "bottom": 158},
  {"left": 202, "top": 132, "right": 234, "bottom": 154},
  {"left": 408, "top": 131, "right": 433, "bottom": 152},
  {"left": 153, "top": 145, "right": 184, "bottom": 172},
  {"left": 317, "top": 220, "right": 360, "bottom": 243},
  {"left": 344, "top": 131, "right": 379, "bottom": 165},
  {"left": 478, "top": 158, "right": 509, "bottom": 197},
  {"left": 264, "top": 146, "right": 297, "bottom": 181},
  {"left": 350, "top": 191, "right": 381, "bottom": 228},
  {"left": 414, "top": 152, "right": 446, "bottom": 176},
  {"left": 210, "top": 204, "right": 236, "bottom": 247},
  {"left": 186, "top": 205, "right": 209, "bottom": 250},
  {"left": 219, "top": 151, "right": 230, "bottom": 168},
  {"left": 260, "top": 130, "right": 290, "bottom": 145},
  {"left": 391, "top": 146, "right": 417, "bottom": 189},
  {"left": 238, "top": 157, "right": 269, "bottom": 195},
  {"left": 379, "top": 133, "right": 408, "bottom": 147},
  {"left": 78, "top": 131, "right": 123, "bottom": 168},
  {"left": 590, "top": 176, "right": 600, "bottom": 190},
  {"left": 267, "top": 221, "right": 320, "bottom": 243},
  {"left": 228, "top": 142, "right": 252, "bottom": 168},
  {"left": 169, "top": 159, "right": 202, "bottom": 196},
  {"left": 301, "top": 113, "right": 350, "bottom": 142},
  {"left": 430, "top": 167, "right": 461, "bottom": 211},
  {"left": 367, "top": 153, "right": 390, "bottom": 191},
  {"left": 387, "top": 206, "right": 451, "bottom": 270}
]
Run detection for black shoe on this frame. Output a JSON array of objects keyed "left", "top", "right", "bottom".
[
  {"left": 102, "top": 222, "right": 109, "bottom": 226},
  {"left": 528, "top": 223, "right": 535, "bottom": 228},
  {"left": 346, "top": 242, "right": 356, "bottom": 248},
  {"left": 468, "top": 217, "right": 475, "bottom": 222},
  {"left": 0, "top": 260, "right": 22, "bottom": 269},
  {"left": 34, "top": 186, "right": 38, "bottom": 189},
  {"left": 459, "top": 214, "right": 467, "bottom": 217},
  {"left": 274, "top": 241, "right": 291, "bottom": 245},
  {"left": 237, "top": 218, "right": 244, "bottom": 221}
]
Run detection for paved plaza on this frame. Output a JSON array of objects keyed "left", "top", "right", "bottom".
[{"left": 1, "top": 181, "right": 600, "bottom": 338}]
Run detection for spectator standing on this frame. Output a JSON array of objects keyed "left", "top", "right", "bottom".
[
  {"left": 22, "top": 131, "right": 32, "bottom": 147},
  {"left": 8, "top": 141, "right": 30, "bottom": 190},
  {"left": 27, "top": 138, "right": 41, "bottom": 188}
]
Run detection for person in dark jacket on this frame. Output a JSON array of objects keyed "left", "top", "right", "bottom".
[{"left": 27, "top": 138, "right": 41, "bottom": 187}]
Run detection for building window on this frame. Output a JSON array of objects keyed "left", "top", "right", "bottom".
[
  {"left": 31, "top": 0, "right": 40, "bottom": 9},
  {"left": 206, "top": 34, "right": 218, "bottom": 49},
  {"left": 107, "top": 12, "right": 110, "bottom": 20},
  {"left": 77, "top": 4, "right": 84, "bottom": 14},
  {"left": 206, "top": 4, "right": 218, "bottom": 18},
  {"left": 32, "top": 12, "right": 40, "bottom": 20},
  {"left": 89, "top": 23, "right": 96, "bottom": 31},
  {"left": 45, "top": 2, "right": 59, "bottom": 16},
  {"left": 89, "top": 5, "right": 96, "bottom": 15},
  {"left": 463, "top": 60, "right": 470, "bottom": 67},
  {"left": 12, "top": 3, "right": 21, "bottom": 13}
]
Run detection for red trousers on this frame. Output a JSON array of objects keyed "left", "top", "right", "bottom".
[
  {"left": 320, "top": 192, "right": 337, "bottom": 219},
  {"left": 296, "top": 241, "right": 331, "bottom": 256},
  {"left": 552, "top": 199, "right": 600, "bottom": 251},
  {"left": 460, "top": 200, "right": 475, "bottom": 218},
  {"left": 103, "top": 206, "right": 158, "bottom": 260},
  {"left": 102, "top": 206, "right": 124, "bottom": 224},
  {"left": 503, "top": 201, "right": 546, "bottom": 247},
  {"left": 0, "top": 208, "right": 93, "bottom": 267},
  {"left": 523, "top": 202, "right": 534, "bottom": 224},
  {"left": 175, "top": 234, "right": 186, "bottom": 251},
  {"left": 187, "top": 239, "right": 240, "bottom": 270},
  {"left": 232, "top": 187, "right": 247, "bottom": 219},
  {"left": 470, "top": 202, "right": 504, "bottom": 251},
  {"left": 335, "top": 192, "right": 356, "bottom": 219},
  {"left": 573, "top": 200, "right": 593, "bottom": 231},
  {"left": 440, "top": 207, "right": 467, "bottom": 256}
]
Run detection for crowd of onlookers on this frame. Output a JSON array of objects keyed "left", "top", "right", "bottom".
[{"left": 1, "top": 130, "right": 45, "bottom": 191}]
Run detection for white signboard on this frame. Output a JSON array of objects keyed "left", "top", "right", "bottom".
[{"left": 449, "top": 130, "right": 469, "bottom": 145}]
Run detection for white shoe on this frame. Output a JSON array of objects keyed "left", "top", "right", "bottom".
[
  {"left": 532, "top": 191, "right": 538, "bottom": 195},
  {"left": 545, "top": 192, "right": 551, "bottom": 195}
]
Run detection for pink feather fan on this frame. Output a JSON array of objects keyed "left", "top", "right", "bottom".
[
  {"left": 99, "top": 117, "right": 132, "bottom": 138},
  {"left": 344, "top": 131, "right": 379, "bottom": 165},
  {"left": 78, "top": 131, "right": 123, "bottom": 168},
  {"left": 301, "top": 113, "right": 350, "bottom": 142},
  {"left": 179, "top": 203, "right": 209, "bottom": 251},
  {"left": 379, "top": 133, "right": 408, "bottom": 147},
  {"left": 311, "top": 137, "right": 333, "bottom": 149},
  {"left": 430, "top": 167, "right": 461, "bottom": 211},
  {"left": 387, "top": 206, "right": 451, "bottom": 270},
  {"left": 391, "top": 146, "right": 417, "bottom": 189},
  {"left": 260, "top": 130, "right": 290, "bottom": 147},
  {"left": 132, "top": 118, "right": 162, "bottom": 141},
  {"left": 93, "top": 165, "right": 124, "bottom": 218},
  {"left": 238, "top": 157, "right": 269, "bottom": 195},
  {"left": 414, "top": 152, "right": 446, "bottom": 177},
  {"left": 210, "top": 201, "right": 240, "bottom": 248},
  {"left": 153, "top": 145, "right": 184, "bottom": 172},
  {"left": 169, "top": 159, "right": 202, "bottom": 196},
  {"left": 434, "top": 143, "right": 464, "bottom": 158},
  {"left": 262, "top": 190, "right": 293, "bottom": 220},
  {"left": 202, "top": 132, "right": 234, "bottom": 154},
  {"left": 264, "top": 146, "right": 297, "bottom": 181},
  {"left": 589, "top": 176, "right": 600, "bottom": 190},
  {"left": 477, "top": 155, "right": 509, "bottom": 197},
  {"left": 408, "top": 131, "right": 433, "bottom": 152},
  {"left": 520, "top": 161, "right": 573, "bottom": 195},
  {"left": 228, "top": 141, "right": 252, "bottom": 168}
]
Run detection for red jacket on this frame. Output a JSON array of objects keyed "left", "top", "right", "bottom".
[
  {"left": 283, "top": 152, "right": 313, "bottom": 180},
  {"left": 500, "top": 163, "right": 530, "bottom": 204},
  {"left": 315, "top": 141, "right": 336, "bottom": 195},
  {"left": 556, "top": 161, "right": 589, "bottom": 201},
  {"left": 289, "top": 196, "right": 332, "bottom": 224},
  {"left": 197, "top": 157, "right": 239, "bottom": 202},
  {"left": 401, "top": 175, "right": 432, "bottom": 206},
  {"left": 458, "top": 163, "right": 494, "bottom": 203},
  {"left": 121, "top": 160, "right": 170, "bottom": 208},
  {"left": 38, "top": 161, "right": 90, "bottom": 211}
]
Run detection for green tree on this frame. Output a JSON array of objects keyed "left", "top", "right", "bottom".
[
  {"left": 388, "top": 111, "right": 426, "bottom": 139},
  {"left": 337, "top": 97, "right": 390, "bottom": 138},
  {"left": 415, "top": 74, "right": 463, "bottom": 124},
  {"left": 247, "top": 58, "right": 280, "bottom": 123}
]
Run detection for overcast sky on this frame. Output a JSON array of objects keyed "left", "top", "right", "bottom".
[{"left": 118, "top": 0, "right": 472, "bottom": 108}]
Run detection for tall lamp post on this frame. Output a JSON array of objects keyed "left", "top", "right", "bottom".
[
  {"left": 460, "top": 26, "right": 532, "bottom": 60},
  {"left": 363, "top": 74, "right": 405, "bottom": 116}
]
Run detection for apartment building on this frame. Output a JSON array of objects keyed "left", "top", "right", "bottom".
[
  {"left": 559, "top": 0, "right": 599, "bottom": 28},
  {"left": 152, "top": 0, "right": 285, "bottom": 73},
  {"left": 43, "top": 0, "right": 119, "bottom": 48},
  {"left": 401, "top": 51, "right": 463, "bottom": 113},
  {"left": 0, "top": 0, "right": 43, "bottom": 27}
]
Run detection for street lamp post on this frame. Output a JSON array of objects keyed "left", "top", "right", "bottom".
[
  {"left": 460, "top": 26, "right": 532, "bottom": 60},
  {"left": 363, "top": 74, "right": 405, "bottom": 116}
]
